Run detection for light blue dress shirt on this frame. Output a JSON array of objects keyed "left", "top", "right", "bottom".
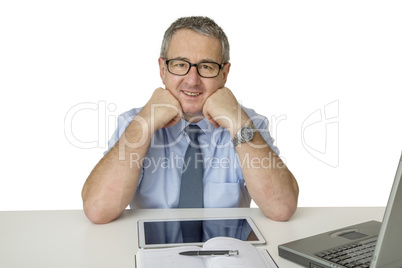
[{"left": 105, "top": 106, "right": 279, "bottom": 209}]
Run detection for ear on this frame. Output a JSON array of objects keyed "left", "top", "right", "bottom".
[
  {"left": 221, "top": 62, "right": 231, "bottom": 85},
  {"left": 158, "top": 57, "right": 166, "bottom": 84}
]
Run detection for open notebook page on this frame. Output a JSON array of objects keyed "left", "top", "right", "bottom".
[
  {"left": 136, "top": 237, "right": 277, "bottom": 268},
  {"left": 204, "top": 237, "right": 277, "bottom": 267}
]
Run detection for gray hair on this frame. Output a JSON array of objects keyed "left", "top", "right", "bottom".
[{"left": 160, "top": 16, "right": 230, "bottom": 63}]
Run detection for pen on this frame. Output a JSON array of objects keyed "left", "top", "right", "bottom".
[{"left": 179, "top": 250, "right": 239, "bottom": 256}]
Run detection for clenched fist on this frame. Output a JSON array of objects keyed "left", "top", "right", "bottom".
[
  {"left": 138, "top": 87, "right": 183, "bottom": 131},
  {"left": 203, "top": 87, "right": 249, "bottom": 137}
]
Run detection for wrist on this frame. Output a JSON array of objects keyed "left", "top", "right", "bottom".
[
  {"left": 132, "top": 110, "right": 155, "bottom": 136},
  {"left": 228, "top": 110, "right": 251, "bottom": 138}
]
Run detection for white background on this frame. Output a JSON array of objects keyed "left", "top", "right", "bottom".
[{"left": 1, "top": 0, "right": 401, "bottom": 211}]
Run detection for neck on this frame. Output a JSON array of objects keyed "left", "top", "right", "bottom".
[{"left": 183, "top": 112, "right": 204, "bottom": 123}]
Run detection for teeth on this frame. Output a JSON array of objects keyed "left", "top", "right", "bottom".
[{"left": 183, "top": 91, "right": 201, "bottom": 96}]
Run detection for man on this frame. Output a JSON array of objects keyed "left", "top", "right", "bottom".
[{"left": 82, "top": 16, "right": 299, "bottom": 224}]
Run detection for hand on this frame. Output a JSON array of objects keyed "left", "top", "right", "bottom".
[
  {"left": 202, "top": 87, "right": 249, "bottom": 136},
  {"left": 138, "top": 87, "right": 183, "bottom": 131}
]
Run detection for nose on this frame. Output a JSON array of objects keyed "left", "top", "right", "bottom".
[{"left": 184, "top": 65, "right": 202, "bottom": 85}]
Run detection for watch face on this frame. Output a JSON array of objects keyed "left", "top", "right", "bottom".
[{"left": 240, "top": 127, "right": 254, "bottom": 141}]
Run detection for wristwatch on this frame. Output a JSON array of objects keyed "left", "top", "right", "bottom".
[{"left": 232, "top": 122, "right": 257, "bottom": 147}]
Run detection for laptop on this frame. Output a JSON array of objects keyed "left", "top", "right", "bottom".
[{"left": 279, "top": 152, "right": 402, "bottom": 268}]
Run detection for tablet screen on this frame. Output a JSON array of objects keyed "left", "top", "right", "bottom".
[{"left": 138, "top": 217, "right": 266, "bottom": 248}]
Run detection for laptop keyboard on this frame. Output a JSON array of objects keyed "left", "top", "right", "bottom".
[{"left": 315, "top": 237, "right": 377, "bottom": 268}]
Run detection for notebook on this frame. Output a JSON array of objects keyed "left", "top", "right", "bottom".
[
  {"left": 135, "top": 237, "right": 278, "bottom": 268},
  {"left": 278, "top": 152, "right": 402, "bottom": 268}
]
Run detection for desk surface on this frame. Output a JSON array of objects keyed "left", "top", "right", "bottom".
[{"left": 0, "top": 207, "right": 384, "bottom": 268}]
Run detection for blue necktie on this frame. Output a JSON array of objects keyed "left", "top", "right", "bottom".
[
  {"left": 179, "top": 125, "right": 203, "bottom": 242},
  {"left": 179, "top": 124, "right": 204, "bottom": 208}
]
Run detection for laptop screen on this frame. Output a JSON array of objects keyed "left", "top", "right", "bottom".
[{"left": 371, "top": 154, "right": 402, "bottom": 267}]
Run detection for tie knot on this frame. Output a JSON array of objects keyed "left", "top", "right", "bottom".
[{"left": 186, "top": 125, "right": 201, "bottom": 140}]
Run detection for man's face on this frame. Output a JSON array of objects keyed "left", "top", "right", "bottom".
[{"left": 159, "top": 29, "right": 230, "bottom": 121}]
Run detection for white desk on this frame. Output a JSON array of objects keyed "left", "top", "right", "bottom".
[{"left": 0, "top": 207, "right": 384, "bottom": 268}]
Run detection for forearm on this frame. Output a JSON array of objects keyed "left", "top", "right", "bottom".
[
  {"left": 235, "top": 132, "right": 299, "bottom": 221},
  {"left": 82, "top": 115, "right": 152, "bottom": 224}
]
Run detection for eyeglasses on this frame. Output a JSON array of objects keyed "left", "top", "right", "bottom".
[{"left": 165, "top": 59, "right": 224, "bottom": 78}]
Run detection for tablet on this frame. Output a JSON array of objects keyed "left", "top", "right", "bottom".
[{"left": 138, "top": 216, "right": 266, "bottom": 248}]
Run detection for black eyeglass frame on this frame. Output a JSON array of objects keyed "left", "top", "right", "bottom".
[{"left": 164, "top": 59, "right": 224, "bottom": 78}]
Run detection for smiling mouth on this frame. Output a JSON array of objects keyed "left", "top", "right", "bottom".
[{"left": 182, "top": 91, "right": 202, "bottom": 97}]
